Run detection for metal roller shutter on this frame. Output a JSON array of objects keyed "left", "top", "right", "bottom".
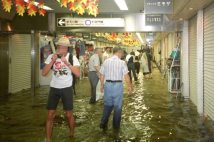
[
  {"left": 204, "top": 3, "right": 214, "bottom": 120},
  {"left": 10, "top": 34, "right": 31, "bottom": 93},
  {"left": 189, "top": 16, "right": 197, "bottom": 106}
]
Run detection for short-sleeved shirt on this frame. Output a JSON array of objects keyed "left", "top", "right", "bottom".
[
  {"left": 45, "top": 53, "right": 80, "bottom": 89},
  {"left": 100, "top": 55, "right": 129, "bottom": 81},
  {"left": 88, "top": 54, "right": 100, "bottom": 71}
]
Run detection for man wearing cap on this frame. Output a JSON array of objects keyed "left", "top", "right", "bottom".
[{"left": 42, "top": 37, "right": 80, "bottom": 142}]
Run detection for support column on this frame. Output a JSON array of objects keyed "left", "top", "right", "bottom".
[
  {"left": 31, "top": 30, "right": 36, "bottom": 96},
  {"left": 181, "top": 21, "right": 189, "bottom": 98},
  {"left": 196, "top": 10, "right": 204, "bottom": 115}
]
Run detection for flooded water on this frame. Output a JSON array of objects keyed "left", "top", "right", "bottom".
[{"left": 1, "top": 69, "right": 214, "bottom": 142}]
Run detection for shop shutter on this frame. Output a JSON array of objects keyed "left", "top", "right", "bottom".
[
  {"left": 189, "top": 15, "right": 197, "bottom": 106},
  {"left": 204, "top": 3, "right": 214, "bottom": 120},
  {"left": 10, "top": 34, "right": 31, "bottom": 93}
]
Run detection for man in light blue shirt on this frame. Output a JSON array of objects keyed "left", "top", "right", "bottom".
[{"left": 99, "top": 47, "right": 132, "bottom": 132}]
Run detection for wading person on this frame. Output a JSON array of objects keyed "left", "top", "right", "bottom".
[
  {"left": 141, "top": 49, "right": 150, "bottom": 79},
  {"left": 42, "top": 37, "right": 80, "bottom": 142},
  {"left": 99, "top": 47, "right": 132, "bottom": 133},
  {"left": 126, "top": 52, "right": 138, "bottom": 82},
  {"left": 88, "top": 48, "right": 103, "bottom": 104}
]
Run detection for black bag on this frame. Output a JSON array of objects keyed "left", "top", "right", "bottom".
[{"left": 69, "top": 53, "right": 77, "bottom": 95}]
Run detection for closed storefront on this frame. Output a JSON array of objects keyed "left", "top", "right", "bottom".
[
  {"left": 204, "top": 2, "right": 214, "bottom": 120},
  {"left": 9, "top": 34, "right": 31, "bottom": 93},
  {"left": 189, "top": 15, "right": 197, "bottom": 106}
]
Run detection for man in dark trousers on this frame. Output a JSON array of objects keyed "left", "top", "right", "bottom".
[
  {"left": 126, "top": 52, "right": 138, "bottom": 82},
  {"left": 88, "top": 48, "right": 103, "bottom": 104},
  {"left": 42, "top": 37, "right": 80, "bottom": 142}
]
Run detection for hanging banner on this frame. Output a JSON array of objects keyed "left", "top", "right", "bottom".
[
  {"left": 145, "top": 14, "right": 163, "bottom": 25},
  {"left": 144, "top": 0, "right": 173, "bottom": 14},
  {"left": 57, "top": 18, "right": 125, "bottom": 27}
]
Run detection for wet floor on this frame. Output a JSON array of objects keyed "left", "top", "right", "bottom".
[{"left": 1, "top": 69, "right": 214, "bottom": 142}]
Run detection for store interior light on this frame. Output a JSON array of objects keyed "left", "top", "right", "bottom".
[
  {"left": 189, "top": 7, "right": 193, "bottom": 10},
  {"left": 114, "top": 0, "right": 128, "bottom": 10},
  {"left": 24, "top": 0, "right": 53, "bottom": 10},
  {"left": 136, "top": 33, "right": 144, "bottom": 44}
]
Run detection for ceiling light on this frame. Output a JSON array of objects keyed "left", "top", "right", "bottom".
[
  {"left": 114, "top": 0, "right": 128, "bottom": 10},
  {"left": 24, "top": 0, "right": 53, "bottom": 10},
  {"left": 136, "top": 33, "right": 144, "bottom": 44}
]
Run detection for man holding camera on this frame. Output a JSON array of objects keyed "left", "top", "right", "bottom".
[{"left": 42, "top": 37, "right": 80, "bottom": 142}]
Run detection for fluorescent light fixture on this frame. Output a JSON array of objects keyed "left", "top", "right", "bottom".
[
  {"left": 136, "top": 33, "right": 144, "bottom": 44},
  {"left": 24, "top": 0, "right": 53, "bottom": 10},
  {"left": 114, "top": 0, "right": 128, "bottom": 10}
]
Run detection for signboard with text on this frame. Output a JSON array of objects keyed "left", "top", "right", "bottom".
[
  {"left": 57, "top": 18, "right": 125, "bottom": 27},
  {"left": 145, "top": 14, "right": 163, "bottom": 26},
  {"left": 144, "top": 0, "right": 173, "bottom": 14},
  {"left": 82, "top": 33, "right": 90, "bottom": 40},
  {"left": 91, "top": 35, "right": 97, "bottom": 41}
]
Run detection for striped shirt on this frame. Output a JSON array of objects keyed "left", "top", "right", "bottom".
[{"left": 100, "top": 55, "right": 129, "bottom": 81}]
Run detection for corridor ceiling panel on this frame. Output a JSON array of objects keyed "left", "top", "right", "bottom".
[{"left": 43, "top": 0, "right": 145, "bottom": 14}]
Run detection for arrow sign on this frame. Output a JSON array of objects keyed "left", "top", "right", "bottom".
[
  {"left": 57, "top": 19, "right": 65, "bottom": 27},
  {"left": 56, "top": 18, "right": 125, "bottom": 27}
]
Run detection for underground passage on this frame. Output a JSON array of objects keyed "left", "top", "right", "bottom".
[{"left": 1, "top": 0, "right": 214, "bottom": 142}]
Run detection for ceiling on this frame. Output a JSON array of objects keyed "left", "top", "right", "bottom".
[
  {"left": 43, "top": 0, "right": 214, "bottom": 20},
  {"left": 173, "top": 0, "right": 214, "bottom": 20},
  {"left": 43, "top": 0, "right": 144, "bottom": 14},
  {"left": 1, "top": 0, "right": 214, "bottom": 21}
]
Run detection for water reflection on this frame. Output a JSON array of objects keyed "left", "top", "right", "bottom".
[{"left": 0, "top": 70, "right": 214, "bottom": 142}]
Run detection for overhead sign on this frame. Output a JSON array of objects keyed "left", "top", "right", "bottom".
[
  {"left": 91, "top": 35, "right": 97, "bottom": 41},
  {"left": 98, "top": 37, "right": 105, "bottom": 42},
  {"left": 82, "top": 33, "right": 90, "bottom": 39},
  {"left": 57, "top": 18, "right": 125, "bottom": 27},
  {"left": 144, "top": 0, "right": 173, "bottom": 14},
  {"left": 145, "top": 14, "right": 163, "bottom": 26}
]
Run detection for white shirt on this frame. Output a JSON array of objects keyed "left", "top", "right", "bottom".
[
  {"left": 100, "top": 55, "right": 129, "bottom": 81},
  {"left": 88, "top": 54, "right": 100, "bottom": 71},
  {"left": 45, "top": 53, "right": 80, "bottom": 89}
]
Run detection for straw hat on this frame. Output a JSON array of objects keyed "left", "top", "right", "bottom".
[{"left": 55, "top": 37, "right": 71, "bottom": 47}]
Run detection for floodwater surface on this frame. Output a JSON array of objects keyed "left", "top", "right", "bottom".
[{"left": 0, "top": 69, "right": 214, "bottom": 142}]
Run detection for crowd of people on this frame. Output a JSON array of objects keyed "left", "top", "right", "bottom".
[{"left": 42, "top": 37, "right": 154, "bottom": 142}]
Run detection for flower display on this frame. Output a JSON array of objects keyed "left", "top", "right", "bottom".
[
  {"left": 1, "top": 0, "right": 99, "bottom": 17},
  {"left": 95, "top": 32, "right": 141, "bottom": 47},
  {"left": 2, "top": 0, "right": 12, "bottom": 12}
]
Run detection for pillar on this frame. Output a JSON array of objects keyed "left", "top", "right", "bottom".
[
  {"left": 181, "top": 21, "right": 189, "bottom": 98},
  {"left": 196, "top": 10, "right": 204, "bottom": 115}
]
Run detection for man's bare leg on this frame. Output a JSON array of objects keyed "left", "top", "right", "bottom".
[
  {"left": 65, "top": 111, "right": 75, "bottom": 137},
  {"left": 46, "top": 110, "right": 56, "bottom": 142}
]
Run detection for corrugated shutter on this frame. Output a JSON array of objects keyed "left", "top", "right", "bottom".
[
  {"left": 10, "top": 34, "right": 31, "bottom": 93},
  {"left": 189, "top": 15, "right": 197, "bottom": 106},
  {"left": 204, "top": 3, "right": 214, "bottom": 120}
]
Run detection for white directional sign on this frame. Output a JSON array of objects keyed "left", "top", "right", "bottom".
[
  {"left": 58, "top": 19, "right": 65, "bottom": 26},
  {"left": 57, "top": 18, "right": 125, "bottom": 28}
]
